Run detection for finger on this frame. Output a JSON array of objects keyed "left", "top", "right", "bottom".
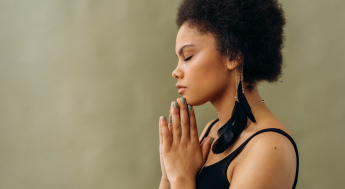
[
  {"left": 159, "top": 117, "right": 163, "bottom": 145},
  {"left": 161, "top": 116, "right": 172, "bottom": 151},
  {"left": 168, "top": 110, "right": 173, "bottom": 133},
  {"left": 171, "top": 101, "right": 181, "bottom": 143},
  {"left": 201, "top": 137, "right": 214, "bottom": 164},
  {"left": 178, "top": 97, "right": 190, "bottom": 142},
  {"left": 188, "top": 105, "right": 199, "bottom": 143},
  {"left": 159, "top": 117, "right": 163, "bottom": 156}
]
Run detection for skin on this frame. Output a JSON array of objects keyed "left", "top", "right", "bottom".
[{"left": 159, "top": 23, "right": 297, "bottom": 189}]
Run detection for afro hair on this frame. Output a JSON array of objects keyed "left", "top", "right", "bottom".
[{"left": 176, "top": 0, "right": 286, "bottom": 84}]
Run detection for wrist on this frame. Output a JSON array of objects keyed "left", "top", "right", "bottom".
[{"left": 170, "top": 177, "right": 196, "bottom": 189}]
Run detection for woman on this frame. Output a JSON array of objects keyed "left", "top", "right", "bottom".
[{"left": 158, "top": 0, "right": 299, "bottom": 188}]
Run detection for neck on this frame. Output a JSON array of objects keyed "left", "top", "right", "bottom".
[{"left": 210, "top": 83, "right": 264, "bottom": 130}]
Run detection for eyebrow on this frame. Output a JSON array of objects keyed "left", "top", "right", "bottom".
[{"left": 176, "top": 44, "right": 195, "bottom": 57}]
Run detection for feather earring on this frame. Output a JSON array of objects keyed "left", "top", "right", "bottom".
[
  {"left": 212, "top": 72, "right": 256, "bottom": 154},
  {"left": 237, "top": 80, "right": 256, "bottom": 123}
]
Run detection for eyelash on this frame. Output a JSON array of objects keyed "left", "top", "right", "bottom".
[{"left": 184, "top": 56, "right": 193, "bottom": 61}]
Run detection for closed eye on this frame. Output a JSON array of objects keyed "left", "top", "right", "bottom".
[{"left": 184, "top": 56, "right": 193, "bottom": 61}]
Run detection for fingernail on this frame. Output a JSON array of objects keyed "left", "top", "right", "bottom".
[
  {"left": 181, "top": 97, "right": 185, "bottom": 104},
  {"left": 210, "top": 137, "right": 214, "bottom": 144},
  {"left": 162, "top": 116, "right": 166, "bottom": 121},
  {"left": 188, "top": 105, "right": 192, "bottom": 111},
  {"left": 174, "top": 102, "right": 178, "bottom": 108}
]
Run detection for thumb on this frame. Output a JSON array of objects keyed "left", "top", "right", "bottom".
[{"left": 201, "top": 137, "right": 214, "bottom": 164}]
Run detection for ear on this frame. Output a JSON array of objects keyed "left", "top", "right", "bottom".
[{"left": 225, "top": 51, "right": 243, "bottom": 70}]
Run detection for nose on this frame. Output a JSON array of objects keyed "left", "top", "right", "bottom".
[{"left": 172, "top": 64, "right": 183, "bottom": 79}]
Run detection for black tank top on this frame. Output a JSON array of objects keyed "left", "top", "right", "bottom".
[{"left": 197, "top": 118, "right": 299, "bottom": 189}]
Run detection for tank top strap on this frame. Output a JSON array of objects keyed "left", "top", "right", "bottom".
[{"left": 217, "top": 128, "right": 299, "bottom": 189}]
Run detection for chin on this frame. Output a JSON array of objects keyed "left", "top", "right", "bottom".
[{"left": 183, "top": 95, "right": 209, "bottom": 106}]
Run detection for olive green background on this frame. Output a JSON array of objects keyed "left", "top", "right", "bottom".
[{"left": 0, "top": 0, "right": 344, "bottom": 188}]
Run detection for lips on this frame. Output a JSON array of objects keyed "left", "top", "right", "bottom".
[
  {"left": 176, "top": 83, "right": 186, "bottom": 88},
  {"left": 176, "top": 83, "right": 187, "bottom": 94}
]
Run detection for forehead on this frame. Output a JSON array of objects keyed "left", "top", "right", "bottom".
[{"left": 175, "top": 23, "right": 216, "bottom": 53}]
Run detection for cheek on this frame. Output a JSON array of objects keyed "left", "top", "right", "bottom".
[
  {"left": 193, "top": 62, "right": 225, "bottom": 89},
  {"left": 184, "top": 64, "right": 227, "bottom": 106}
]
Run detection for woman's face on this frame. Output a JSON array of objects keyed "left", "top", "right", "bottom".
[{"left": 172, "top": 23, "right": 233, "bottom": 106}]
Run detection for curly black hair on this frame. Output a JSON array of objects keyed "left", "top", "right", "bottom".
[{"left": 176, "top": 0, "right": 286, "bottom": 84}]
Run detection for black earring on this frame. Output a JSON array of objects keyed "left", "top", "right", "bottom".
[{"left": 212, "top": 76, "right": 256, "bottom": 154}]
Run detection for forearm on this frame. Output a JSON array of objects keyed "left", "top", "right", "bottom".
[
  {"left": 159, "top": 178, "right": 170, "bottom": 189},
  {"left": 170, "top": 177, "right": 196, "bottom": 189}
]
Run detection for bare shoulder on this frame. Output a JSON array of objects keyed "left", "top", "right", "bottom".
[
  {"left": 199, "top": 118, "right": 218, "bottom": 141},
  {"left": 230, "top": 130, "right": 297, "bottom": 189}
]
